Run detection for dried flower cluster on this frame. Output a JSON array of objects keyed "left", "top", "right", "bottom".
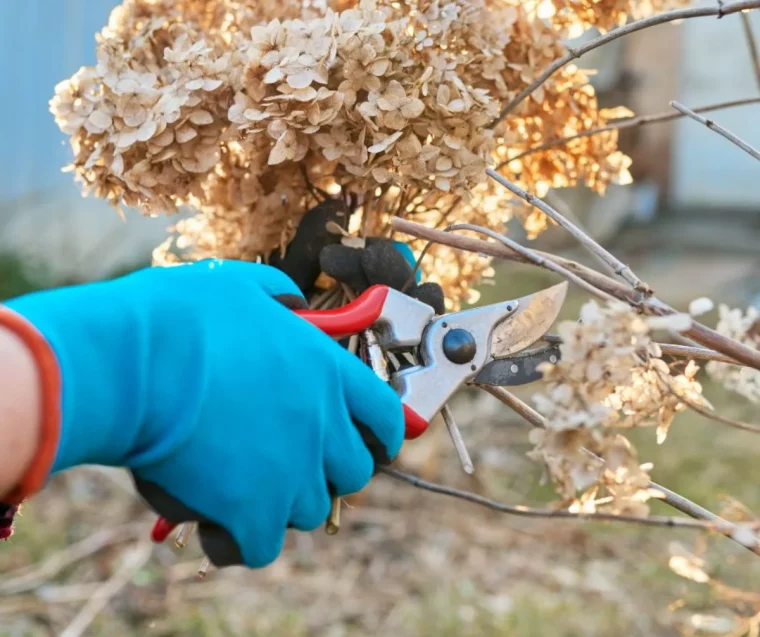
[
  {"left": 706, "top": 304, "right": 760, "bottom": 404},
  {"left": 48, "top": 0, "right": 655, "bottom": 304},
  {"left": 529, "top": 301, "right": 707, "bottom": 516}
]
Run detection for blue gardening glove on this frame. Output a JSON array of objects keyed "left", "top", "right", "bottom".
[{"left": 3, "top": 260, "right": 404, "bottom": 568}]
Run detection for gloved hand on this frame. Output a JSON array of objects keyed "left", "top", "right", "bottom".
[
  {"left": 1, "top": 261, "right": 404, "bottom": 567},
  {"left": 270, "top": 200, "right": 446, "bottom": 315}
]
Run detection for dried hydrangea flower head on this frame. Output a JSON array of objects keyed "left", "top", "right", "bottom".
[
  {"left": 49, "top": 6, "right": 234, "bottom": 214},
  {"left": 51, "top": 0, "right": 660, "bottom": 304},
  {"left": 529, "top": 300, "right": 707, "bottom": 516}
]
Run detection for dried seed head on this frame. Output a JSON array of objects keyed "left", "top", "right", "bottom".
[{"left": 529, "top": 300, "right": 707, "bottom": 515}]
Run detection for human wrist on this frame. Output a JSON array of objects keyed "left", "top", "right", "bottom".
[
  {"left": 0, "top": 308, "right": 61, "bottom": 503},
  {"left": 3, "top": 280, "right": 151, "bottom": 474}
]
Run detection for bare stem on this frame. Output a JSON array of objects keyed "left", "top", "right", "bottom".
[
  {"left": 441, "top": 404, "right": 475, "bottom": 475},
  {"left": 657, "top": 343, "right": 740, "bottom": 365},
  {"left": 197, "top": 556, "right": 211, "bottom": 578},
  {"left": 478, "top": 385, "right": 545, "bottom": 428},
  {"left": 485, "top": 168, "right": 649, "bottom": 294},
  {"left": 683, "top": 394, "right": 760, "bottom": 434},
  {"left": 378, "top": 467, "right": 760, "bottom": 553},
  {"left": 491, "top": 0, "right": 760, "bottom": 125},
  {"left": 740, "top": 12, "right": 760, "bottom": 91},
  {"left": 542, "top": 335, "right": 739, "bottom": 365},
  {"left": 500, "top": 96, "right": 760, "bottom": 166},
  {"left": 391, "top": 218, "right": 760, "bottom": 371},
  {"left": 671, "top": 100, "right": 760, "bottom": 161},
  {"left": 175, "top": 522, "right": 196, "bottom": 549},
  {"left": 447, "top": 222, "right": 616, "bottom": 302}
]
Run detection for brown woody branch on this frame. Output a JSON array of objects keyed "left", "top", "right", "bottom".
[
  {"left": 391, "top": 218, "right": 760, "bottom": 371},
  {"left": 499, "top": 97, "right": 760, "bottom": 167},
  {"left": 657, "top": 343, "right": 740, "bottom": 365},
  {"left": 447, "top": 222, "right": 617, "bottom": 302},
  {"left": 671, "top": 100, "right": 760, "bottom": 162},
  {"left": 486, "top": 168, "right": 649, "bottom": 293},
  {"left": 679, "top": 392, "right": 760, "bottom": 434},
  {"left": 545, "top": 335, "right": 738, "bottom": 364},
  {"left": 491, "top": 0, "right": 760, "bottom": 126}
]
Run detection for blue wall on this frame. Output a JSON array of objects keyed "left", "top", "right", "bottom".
[{"left": 0, "top": 1, "right": 118, "bottom": 203}]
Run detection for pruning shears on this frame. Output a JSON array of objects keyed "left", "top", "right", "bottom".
[{"left": 150, "top": 280, "right": 568, "bottom": 543}]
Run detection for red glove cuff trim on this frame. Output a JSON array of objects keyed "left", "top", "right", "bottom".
[{"left": 0, "top": 307, "right": 62, "bottom": 504}]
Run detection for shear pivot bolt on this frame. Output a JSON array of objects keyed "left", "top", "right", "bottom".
[{"left": 442, "top": 328, "right": 477, "bottom": 364}]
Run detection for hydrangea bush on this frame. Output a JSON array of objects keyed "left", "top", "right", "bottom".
[{"left": 49, "top": 0, "right": 647, "bottom": 305}]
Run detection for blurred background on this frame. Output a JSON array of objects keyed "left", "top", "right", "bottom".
[{"left": 1, "top": 2, "right": 759, "bottom": 636}]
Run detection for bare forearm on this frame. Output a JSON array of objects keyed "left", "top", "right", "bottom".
[{"left": 0, "top": 326, "right": 41, "bottom": 498}]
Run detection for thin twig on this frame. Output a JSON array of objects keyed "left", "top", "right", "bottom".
[
  {"left": 653, "top": 363, "right": 760, "bottom": 432},
  {"left": 441, "top": 404, "right": 475, "bottom": 475},
  {"left": 645, "top": 482, "right": 723, "bottom": 524},
  {"left": 390, "top": 218, "right": 760, "bottom": 371},
  {"left": 682, "top": 392, "right": 760, "bottom": 434},
  {"left": 648, "top": 297, "right": 760, "bottom": 372},
  {"left": 60, "top": 539, "right": 153, "bottom": 637},
  {"left": 491, "top": 0, "right": 760, "bottom": 126},
  {"left": 175, "top": 521, "right": 196, "bottom": 549},
  {"left": 542, "top": 334, "right": 739, "bottom": 365},
  {"left": 500, "top": 97, "right": 760, "bottom": 166},
  {"left": 477, "top": 386, "right": 760, "bottom": 554},
  {"left": 310, "top": 284, "right": 342, "bottom": 309},
  {"left": 447, "top": 222, "right": 617, "bottom": 302},
  {"left": 477, "top": 385, "right": 545, "bottom": 428},
  {"left": 394, "top": 216, "right": 633, "bottom": 298},
  {"left": 197, "top": 556, "right": 212, "bottom": 578},
  {"left": 544, "top": 191, "right": 619, "bottom": 278},
  {"left": 378, "top": 467, "right": 760, "bottom": 552},
  {"left": 402, "top": 239, "right": 435, "bottom": 293},
  {"left": 658, "top": 343, "right": 740, "bottom": 365},
  {"left": 670, "top": 100, "right": 760, "bottom": 161},
  {"left": 485, "top": 168, "right": 649, "bottom": 294},
  {"left": 741, "top": 12, "right": 760, "bottom": 91}
]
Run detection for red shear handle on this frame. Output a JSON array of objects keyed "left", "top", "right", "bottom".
[
  {"left": 293, "top": 285, "right": 389, "bottom": 339},
  {"left": 403, "top": 405, "right": 428, "bottom": 439},
  {"left": 151, "top": 517, "right": 177, "bottom": 543},
  {"left": 295, "top": 284, "right": 428, "bottom": 440}
]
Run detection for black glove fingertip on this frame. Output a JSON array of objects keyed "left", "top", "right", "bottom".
[
  {"left": 132, "top": 474, "right": 247, "bottom": 568},
  {"left": 409, "top": 282, "right": 446, "bottom": 315},
  {"left": 361, "top": 241, "right": 414, "bottom": 291},
  {"left": 269, "top": 199, "right": 347, "bottom": 293},
  {"left": 198, "top": 523, "right": 245, "bottom": 568},
  {"left": 274, "top": 294, "right": 309, "bottom": 310},
  {"left": 352, "top": 419, "right": 392, "bottom": 468},
  {"left": 320, "top": 244, "right": 370, "bottom": 293}
]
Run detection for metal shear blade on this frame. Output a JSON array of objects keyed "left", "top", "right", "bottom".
[{"left": 390, "top": 281, "right": 567, "bottom": 426}]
